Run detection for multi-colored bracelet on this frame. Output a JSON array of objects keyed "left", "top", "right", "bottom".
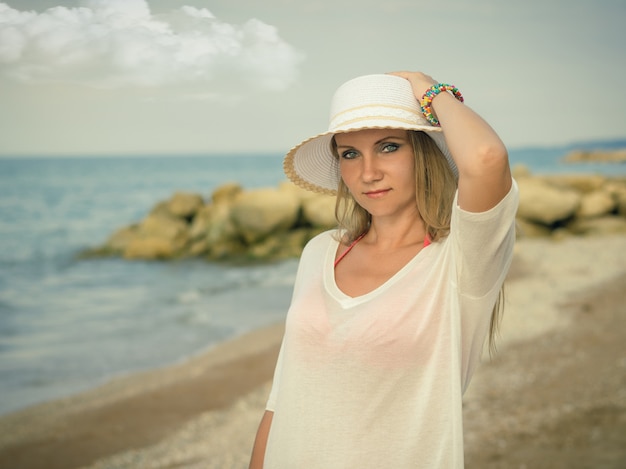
[{"left": 420, "top": 83, "right": 464, "bottom": 126}]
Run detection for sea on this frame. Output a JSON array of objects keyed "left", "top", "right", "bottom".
[{"left": 0, "top": 144, "right": 624, "bottom": 416}]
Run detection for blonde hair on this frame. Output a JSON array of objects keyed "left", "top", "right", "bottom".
[{"left": 332, "top": 130, "right": 503, "bottom": 355}]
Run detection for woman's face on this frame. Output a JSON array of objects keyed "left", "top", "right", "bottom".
[{"left": 335, "top": 128, "right": 417, "bottom": 220}]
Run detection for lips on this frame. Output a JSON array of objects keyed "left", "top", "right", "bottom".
[{"left": 363, "top": 189, "right": 391, "bottom": 198}]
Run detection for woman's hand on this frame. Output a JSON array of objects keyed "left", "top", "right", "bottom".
[{"left": 387, "top": 71, "right": 437, "bottom": 102}]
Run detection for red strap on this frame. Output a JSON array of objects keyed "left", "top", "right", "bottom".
[
  {"left": 334, "top": 232, "right": 366, "bottom": 268},
  {"left": 334, "top": 233, "right": 431, "bottom": 268}
]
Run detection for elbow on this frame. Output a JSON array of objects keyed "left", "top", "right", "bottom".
[
  {"left": 464, "top": 142, "right": 510, "bottom": 178},
  {"left": 455, "top": 140, "right": 512, "bottom": 211},
  {"left": 478, "top": 141, "right": 509, "bottom": 171}
]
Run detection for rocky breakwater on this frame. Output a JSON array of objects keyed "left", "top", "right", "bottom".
[
  {"left": 83, "top": 170, "right": 626, "bottom": 263},
  {"left": 513, "top": 167, "right": 626, "bottom": 238},
  {"left": 562, "top": 148, "right": 626, "bottom": 163},
  {"left": 82, "top": 181, "right": 337, "bottom": 262}
]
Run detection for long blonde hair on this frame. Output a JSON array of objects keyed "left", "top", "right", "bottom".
[{"left": 332, "top": 130, "right": 503, "bottom": 355}]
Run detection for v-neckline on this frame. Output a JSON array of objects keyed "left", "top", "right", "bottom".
[{"left": 325, "top": 235, "right": 431, "bottom": 307}]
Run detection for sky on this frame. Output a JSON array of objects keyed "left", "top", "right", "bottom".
[{"left": 0, "top": 0, "right": 625, "bottom": 156}]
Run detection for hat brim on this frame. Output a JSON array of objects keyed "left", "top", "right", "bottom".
[{"left": 284, "top": 125, "right": 457, "bottom": 195}]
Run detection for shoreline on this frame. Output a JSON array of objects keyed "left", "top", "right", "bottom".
[
  {"left": 0, "top": 324, "right": 285, "bottom": 469},
  {"left": 1, "top": 234, "right": 625, "bottom": 468},
  {"left": 0, "top": 324, "right": 284, "bottom": 419}
]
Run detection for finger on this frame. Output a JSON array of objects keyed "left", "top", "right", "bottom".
[{"left": 387, "top": 71, "right": 411, "bottom": 79}]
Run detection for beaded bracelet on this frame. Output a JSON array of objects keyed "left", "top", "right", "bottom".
[{"left": 420, "top": 83, "right": 464, "bottom": 126}]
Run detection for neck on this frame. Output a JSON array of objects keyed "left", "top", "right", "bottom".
[{"left": 365, "top": 212, "right": 427, "bottom": 250}]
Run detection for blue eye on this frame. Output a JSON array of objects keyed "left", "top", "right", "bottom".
[
  {"left": 381, "top": 143, "right": 399, "bottom": 153},
  {"left": 341, "top": 150, "right": 358, "bottom": 160}
]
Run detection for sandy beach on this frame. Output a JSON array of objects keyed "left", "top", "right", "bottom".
[{"left": 0, "top": 234, "right": 625, "bottom": 469}]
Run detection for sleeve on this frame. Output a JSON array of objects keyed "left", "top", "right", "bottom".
[
  {"left": 450, "top": 179, "right": 519, "bottom": 299},
  {"left": 265, "top": 337, "right": 285, "bottom": 411},
  {"left": 448, "top": 180, "right": 519, "bottom": 389}
]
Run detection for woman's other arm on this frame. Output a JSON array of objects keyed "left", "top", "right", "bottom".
[{"left": 249, "top": 410, "right": 274, "bottom": 469}]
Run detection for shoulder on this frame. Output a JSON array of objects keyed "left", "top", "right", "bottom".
[
  {"left": 453, "top": 178, "right": 519, "bottom": 222},
  {"left": 291, "top": 229, "right": 338, "bottom": 289},
  {"left": 301, "top": 229, "right": 339, "bottom": 256}
]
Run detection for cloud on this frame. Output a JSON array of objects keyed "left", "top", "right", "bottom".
[{"left": 0, "top": 0, "right": 304, "bottom": 91}]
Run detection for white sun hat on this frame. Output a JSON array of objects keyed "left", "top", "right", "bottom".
[{"left": 283, "top": 73, "right": 458, "bottom": 195}]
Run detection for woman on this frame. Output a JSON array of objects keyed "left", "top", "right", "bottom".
[{"left": 249, "top": 72, "right": 518, "bottom": 468}]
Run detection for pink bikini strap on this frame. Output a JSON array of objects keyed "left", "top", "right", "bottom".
[
  {"left": 334, "top": 232, "right": 366, "bottom": 268},
  {"left": 334, "top": 233, "right": 432, "bottom": 268}
]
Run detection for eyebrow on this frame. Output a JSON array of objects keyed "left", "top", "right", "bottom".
[{"left": 335, "top": 134, "right": 407, "bottom": 149}]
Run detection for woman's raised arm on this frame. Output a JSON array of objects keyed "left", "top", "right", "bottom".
[{"left": 390, "top": 71, "right": 512, "bottom": 212}]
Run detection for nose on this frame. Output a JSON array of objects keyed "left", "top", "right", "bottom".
[{"left": 361, "top": 153, "right": 383, "bottom": 183}]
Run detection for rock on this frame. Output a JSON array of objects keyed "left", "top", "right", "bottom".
[
  {"left": 186, "top": 184, "right": 245, "bottom": 255},
  {"left": 211, "top": 183, "right": 243, "bottom": 204},
  {"left": 562, "top": 149, "right": 626, "bottom": 163},
  {"left": 81, "top": 173, "right": 626, "bottom": 263},
  {"left": 550, "top": 227, "right": 574, "bottom": 241},
  {"left": 514, "top": 219, "right": 552, "bottom": 238},
  {"left": 517, "top": 178, "right": 582, "bottom": 226},
  {"left": 616, "top": 193, "right": 626, "bottom": 217},
  {"left": 114, "top": 213, "right": 191, "bottom": 259},
  {"left": 206, "top": 239, "right": 247, "bottom": 261},
  {"left": 248, "top": 228, "right": 322, "bottom": 261},
  {"left": 230, "top": 187, "right": 300, "bottom": 244},
  {"left": 604, "top": 180, "right": 626, "bottom": 216},
  {"left": 278, "top": 181, "right": 318, "bottom": 203},
  {"left": 205, "top": 203, "right": 239, "bottom": 247},
  {"left": 576, "top": 190, "right": 616, "bottom": 218},
  {"left": 165, "top": 192, "right": 204, "bottom": 219},
  {"left": 542, "top": 174, "right": 607, "bottom": 193},
  {"left": 189, "top": 202, "right": 241, "bottom": 257},
  {"left": 567, "top": 215, "right": 626, "bottom": 236},
  {"left": 302, "top": 195, "right": 336, "bottom": 228},
  {"left": 105, "top": 225, "right": 140, "bottom": 254},
  {"left": 140, "top": 214, "right": 189, "bottom": 242},
  {"left": 188, "top": 205, "right": 213, "bottom": 241},
  {"left": 148, "top": 201, "right": 171, "bottom": 218},
  {"left": 188, "top": 238, "right": 210, "bottom": 257},
  {"left": 124, "top": 237, "right": 178, "bottom": 260}
]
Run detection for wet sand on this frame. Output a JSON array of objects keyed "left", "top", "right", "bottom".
[{"left": 0, "top": 234, "right": 625, "bottom": 469}]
